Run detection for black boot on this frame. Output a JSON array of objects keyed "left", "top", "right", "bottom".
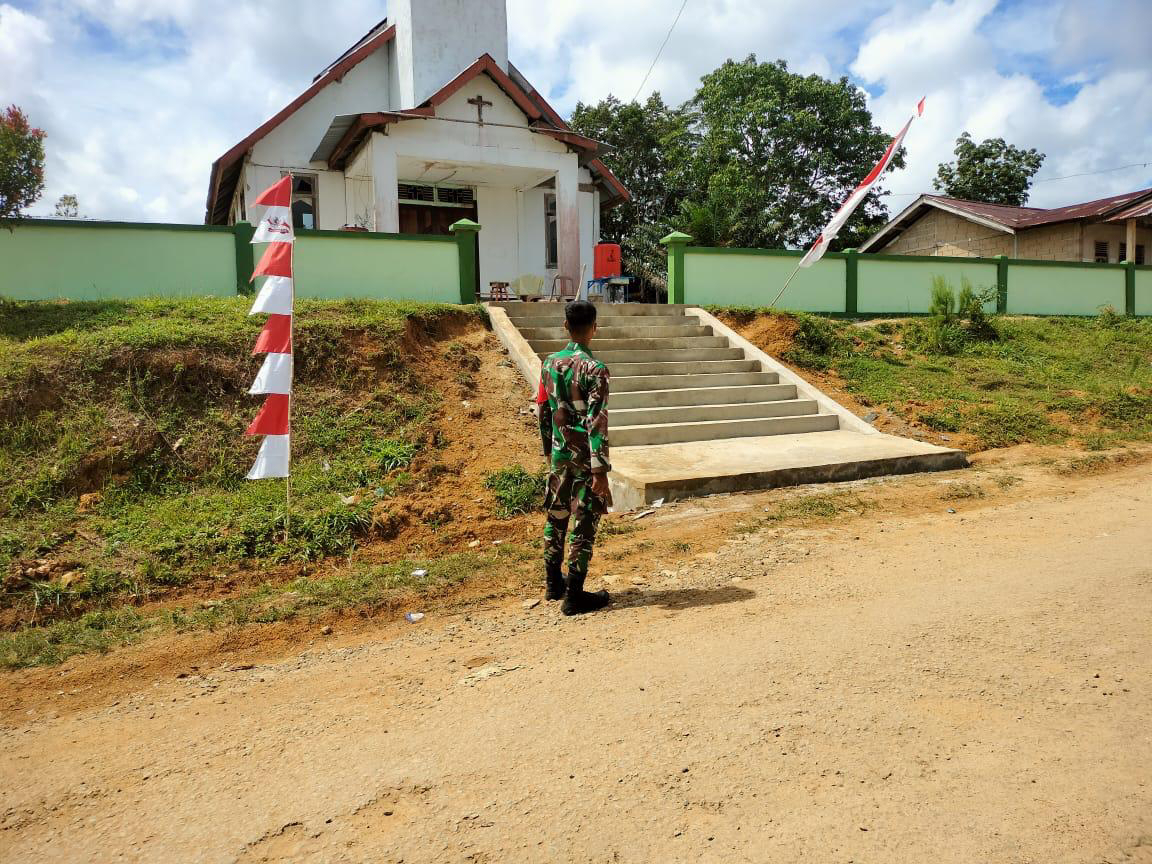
[
  {"left": 545, "top": 562, "right": 566, "bottom": 601},
  {"left": 561, "top": 569, "right": 610, "bottom": 616}
]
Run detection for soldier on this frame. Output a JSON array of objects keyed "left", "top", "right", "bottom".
[{"left": 536, "top": 300, "right": 612, "bottom": 615}]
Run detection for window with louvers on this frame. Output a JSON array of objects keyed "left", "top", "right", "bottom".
[
  {"left": 396, "top": 184, "right": 476, "bottom": 207},
  {"left": 1094, "top": 241, "right": 1109, "bottom": 263}
]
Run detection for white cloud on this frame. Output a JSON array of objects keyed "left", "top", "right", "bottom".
[
  {"left": 1, "top": 0, "right": 1149, "bottom": 223},
  {"left": 852, "top": 0, "right": 1152, "bottom": 207}
]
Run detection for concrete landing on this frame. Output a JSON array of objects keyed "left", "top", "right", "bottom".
[{"left": 607, "top": 430, "right": 969, "bottom": 510}]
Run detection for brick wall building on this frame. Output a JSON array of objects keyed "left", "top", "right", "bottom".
[{"left": 862, "top": 189, "right": 1152, "bottom": 264}]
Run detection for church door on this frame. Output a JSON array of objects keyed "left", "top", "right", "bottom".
[{"left": 397, "top": 204, "right": 474, "bottom": 235}]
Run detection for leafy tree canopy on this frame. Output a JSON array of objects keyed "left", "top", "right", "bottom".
[
  {"left": 683, "top": 57, "right": 903, "bottom": 250},
  {"left": 570, "top": 93, "right": 689, "bottom": 282},
  {"left": 0, "top": 105, "right": 46, "bottom": 223},
  {"left": 569, "top": 57, "right": 905, "bottom": 277},
  {"left": 54, "top": 194, "right": 80, "bottom": 218},
  {"left": 933, "top": 132, "right": 1045, "bottom": 206}
]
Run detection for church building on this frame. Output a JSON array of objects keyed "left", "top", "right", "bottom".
[{"left": 204, "top": 0, "right": 628, "bottom": 293}]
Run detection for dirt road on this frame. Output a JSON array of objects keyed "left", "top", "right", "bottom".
[{"left": 2, "top": 461, "right": 1151, "bottom": 863}]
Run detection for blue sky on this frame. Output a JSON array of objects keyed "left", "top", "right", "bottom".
[{"left": 1, "top": 0, "right": 1149, "bottom": 222}]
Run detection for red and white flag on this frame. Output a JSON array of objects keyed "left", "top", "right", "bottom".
[
  {"left": 799, "top": 97, "right": 925, "bottom": 268},
  {"left": 245, "top": 176, "right": 295, "bottom": 481},
  {"left": 251, "top": 175, "right": 295, "bottom": 244}
]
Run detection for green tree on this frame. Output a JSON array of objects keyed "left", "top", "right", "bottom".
[
  {"left": 570, "top": 93, "right": 689, "bottom": 282},
  {"left": 683, "top": 57, "right": 903, "bottom": 249},
  {"left": 54, "top": 194, "right": 79, "bottom": 218},
  {"left": 0, "top": 105, "right": 46, "bottom": 223},
  {"left": 933, "top": 132, "right": 1045, "bottom": 206}
]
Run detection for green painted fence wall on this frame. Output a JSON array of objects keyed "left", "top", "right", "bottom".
[
  {"left": 668, "top": 237, "right": 1149, "bottom": 317},
  {"left": 858, "top": 257, "right": 998, "bottom": 314},
  {"left": 1134, "top": 268, "right": 1152, "bottom": 317},
  {"left": 0, "top": 221, "right": 236, "bottom": 300},
  {"left": 0, "top": 219, "right": 474, "bottom": 304},
  {"left": 293, "top": 231, "right": 460, "bottom": 304},
  {"left": 682, "top": 249, "right": 845, "bottom": 311},
  {"left": 1004, "top": 261, "right": 1126, "bottom": 316}
]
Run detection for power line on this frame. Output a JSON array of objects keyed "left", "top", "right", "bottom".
[
  {"left": 883, "top": 160, "right": 1152, "bottom": 199},
  {"left": 631, "top": 0, "right": 689, "bottom": 103},
  {"left": 1032, "top": 161, "right": 1151, "bottom": 184}
]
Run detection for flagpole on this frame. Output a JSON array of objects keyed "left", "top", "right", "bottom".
[{"left": 768, "top": 259, "right": 803, "bottom": 310}]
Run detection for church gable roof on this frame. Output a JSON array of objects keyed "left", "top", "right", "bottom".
[
  {"left": 204, "top": 21, "right": 396, "bottom": 224},
  {"left": 205, "top": 26, "right": 630, "bottom": 224}
]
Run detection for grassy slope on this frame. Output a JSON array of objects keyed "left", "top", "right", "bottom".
[
  {"left": 3, "top": 298, "right": 1149, "bottom": 668},
  {"left": 0, "top": 297, "right": 490, "bottom": 665},
  {"left": 716, "top": 308, "right": 1152, "bottom": 451}
]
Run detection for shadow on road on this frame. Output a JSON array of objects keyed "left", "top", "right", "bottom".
[{"left": 607, "top": 584, "right": 756, "bottom": 612}]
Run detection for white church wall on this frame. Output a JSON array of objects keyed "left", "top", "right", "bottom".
[
  {"left": 344, "top": 144, "right": 374, "bottom": 228},
  {"left": 435, "top": 76, "right": 528, "bottom": 128},
  {"left": 475, "top": 186, "right": 520, "bottom": 290},
  {"left": 519, "top": 188, "right": 549, "bottom": 281},
  {"left": 580, "top": 190, "right": 595, "bottom": 281},
  {"left": 245, "top": 44, "right": 393, "bottom": 230}
]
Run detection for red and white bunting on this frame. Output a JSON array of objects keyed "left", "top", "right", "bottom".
[
  {"left": 245, "top": 176, "right": 295, "bottom": 481},
  {"left": 251, "top": 176, "right": 295, "bottom": 244},
  {"left": 799, "top": 97, "right": 925, "bottom": 268},
  {"left": 250, "top": 276, "right": 294, "bottom": 315}
]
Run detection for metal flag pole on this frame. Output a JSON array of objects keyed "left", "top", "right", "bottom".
[{"left": 768, "top": 258, "right": 804, "bottom": 310}]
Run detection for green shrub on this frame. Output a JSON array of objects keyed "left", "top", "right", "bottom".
[
  {"left": 930, "top": 276, "right": 956, "bottom": 321},
  {"left": 781, "top": 313, "right": 851, "bottom": 370}
]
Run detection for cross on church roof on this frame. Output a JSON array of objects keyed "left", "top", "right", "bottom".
[{"left": 467, "top": 93, "right": 494, "bottom": 125}]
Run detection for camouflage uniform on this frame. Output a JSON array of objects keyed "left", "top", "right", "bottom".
[{"left": 537, "top": 341, "right": 612, "bottom": 577}]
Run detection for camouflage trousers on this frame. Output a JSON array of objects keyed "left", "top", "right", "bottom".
[{"left": 543, "top": 465, "right": 609, "bottom": 576}]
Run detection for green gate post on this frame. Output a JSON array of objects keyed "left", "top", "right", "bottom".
[
  {"left": 450, "top": 218, "right": 481, "bottom": 304},
  {"left": 995, "top": 254, "right": 1009, "bottom": 314},
  {"left": 660, "top": 231, "right": 692, "bottom": 304},
  {"left": 1124, "top": 261, "right": 1137, "bottom": 316},
  {"left": 233, "top": 221, "right": 255, "bottom": 295},
  {"left": 844, "top": 248, "right": 859, "bottom": 316}
]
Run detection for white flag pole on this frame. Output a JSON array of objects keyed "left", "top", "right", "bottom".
[
  {"left": 768, "top": 259, "right": 803, "bottom": 311},
  {"left": 771, "top": 98, "right": 924, "bottom": 312}
]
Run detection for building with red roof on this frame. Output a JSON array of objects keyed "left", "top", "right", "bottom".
[{"left": 861, "top": 188, "right": 1152, "bottom": 264}]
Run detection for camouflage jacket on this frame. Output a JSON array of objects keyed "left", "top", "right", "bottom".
[{"left": 536, "top": 342, "right": 611, "bottom": 474}]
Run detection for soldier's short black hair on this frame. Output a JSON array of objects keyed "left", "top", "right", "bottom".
[{"left": 565, "top": 300, "right": 597, "bottom": 331}]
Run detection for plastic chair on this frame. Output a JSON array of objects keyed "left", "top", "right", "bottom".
[{"left": 512, "top": 274, "right": 545, "bottom": 301}]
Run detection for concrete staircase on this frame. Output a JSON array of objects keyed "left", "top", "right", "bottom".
[{"left": 489, "top": 303, "right": 967, "bottom": 509}]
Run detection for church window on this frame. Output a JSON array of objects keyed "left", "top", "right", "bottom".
[
  {"left": 544, "top": 193, "right": 558, "bottom": 269},
  {"left": 283, "top": 173, "right": 318, "bottom": 230}
]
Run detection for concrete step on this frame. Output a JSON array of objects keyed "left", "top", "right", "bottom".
[
  {"left": 518, "top": 324, "right": 712, "bottom": 340},
  {"left": 608, "top": 431, "right": 970, "bottom": 509},
  {"left": 507, "top": 315, "right": 690, "bottom": 330},
  {"left": 610, "top": 384, "right": 797, "bottom": 410},
  {"left": 494, "top": 302, "right": 686, "bottom": 318},
  {"left": 611, "top": 413, "right": 841, "bottom": 446},
  {"left": 612, "top": 371, "right": 780, "bottom": 393},
  {"left": 598, "top": 349, "right": 746, "bottom": 364},
  {"left": 610, "top": 399, "right": 819, "bottom": 428},
  {"left": 536, "top": 348, "right": 744, "bottom": 364},
  {"left": 530, "top": 337, "right": 731, "bottom": 353},
  {"left": 607, "top": 359, "right": 761, "bottom": 377}
]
